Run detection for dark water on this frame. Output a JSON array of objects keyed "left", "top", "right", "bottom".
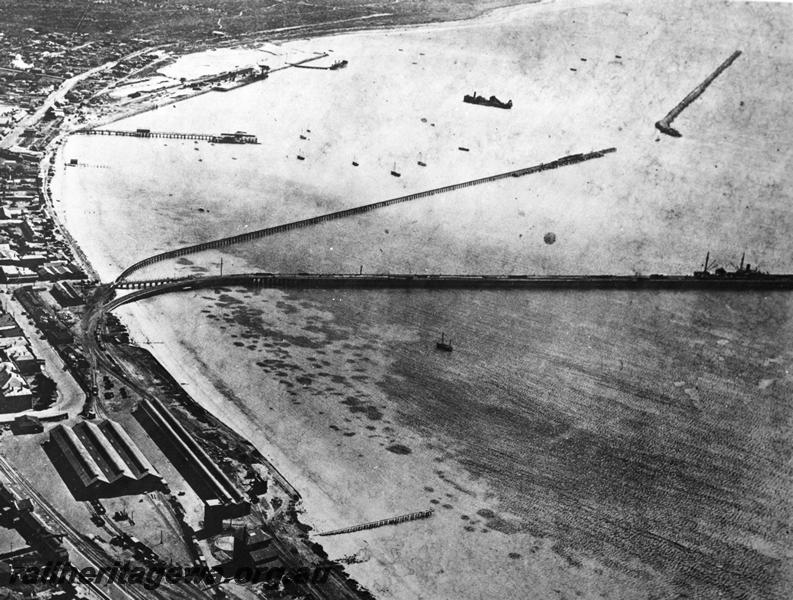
[{"left": 282, "top": 288, "right": 793, "bottom": 599}]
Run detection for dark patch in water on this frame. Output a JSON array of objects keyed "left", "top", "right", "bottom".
[
  {"left": 275, "top": 300, "right": 298, "bottom": 315},
  {"left": 340, "top": 397, "right": 383, "bottom": 421}
]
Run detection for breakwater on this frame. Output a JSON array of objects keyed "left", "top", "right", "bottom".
[
  {"left": 114, "top": 147, "right": 616, "bottom": 282},
  {"left": 655, "top": 50, "right": 742, "bottom": 137}
]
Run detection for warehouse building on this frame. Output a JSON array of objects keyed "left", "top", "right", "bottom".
[
  {"left": 50, "top": 281, "right": 83, "bottom": 307},
  {"left": 47, "top": 419, "right": 163, "bottom": 498},
  {"left": 134, "top": 397, "right": 249, "bottom": 529}
]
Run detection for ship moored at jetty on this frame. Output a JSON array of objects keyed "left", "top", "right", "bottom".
[
  {"left": 463, "top": 91, "right": 512, "bottom": 109},
  {"left": 693, "top": 251, "right": 773, "bottom": 280},
  {"left": 112, "top": 257, "right": 793, "bottom": 303}
]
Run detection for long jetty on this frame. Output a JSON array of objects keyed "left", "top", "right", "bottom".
[
  {"left": 655, "top": 50, "right": 742, "bottom": 137},
  {"left": 317, "top": 509, "right": 434, "bottom": 537},
  {"left": 105, "top": 271, "right": 793, "bottom": 312},
  {"left": 77, "top": 129, "right": 258, "bottom": 144},
  {"left": 114, "top": 147, "right": 616, "bottom": 281}
]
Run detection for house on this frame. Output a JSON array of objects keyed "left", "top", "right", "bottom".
[
  {"left": 0, "top": 361, "right": 32, "bottom": 413},
  {"left": 0, "top": 339, "right": 41, "bottom": 375},
  {"left": 0, "top": 314, "right": 23, "bottom": 338}
]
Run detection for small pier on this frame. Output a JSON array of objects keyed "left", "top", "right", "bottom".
[
  {"left": 77, "top": 128, "right": 258, "bottom": 144},
  {"left": 317, "top": 509, "right": 434, "bottom": 537}
]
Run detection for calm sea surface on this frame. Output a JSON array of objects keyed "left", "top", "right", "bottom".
[{"left": 263, "top": 286, "right": 793, "bottom": 598}]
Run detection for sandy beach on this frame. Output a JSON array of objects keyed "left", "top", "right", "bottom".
[{"left": 52, "top": 0, "right": 793, "bottom": 598}]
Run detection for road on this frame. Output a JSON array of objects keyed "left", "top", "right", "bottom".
[
  {"left": 0, "top": 293, "right": 85, "bottom": 422},
  {"left": 1, "top": 46, "right": 160, "bottom": 150}
]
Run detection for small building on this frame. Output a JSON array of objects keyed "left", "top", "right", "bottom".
[
  {"left": 0, "top": 266, "right": 37, "bottom": 284},
  {"left": 232, "top": 526, "right": 279, "bottom": 570},
  {"left": 0, "top": 362, "right": 32, "bottom": 413},
  {"left": 11, "top": 415, "right": 43, "bottom": 435},
  {"left": 38, "top": 261, "right": 84, "bottom": 281},
  {"left": 15, "top": 508, "right": 68, "bottom": 562},
  {"left": 0, "top": 314, "right": 23, "bottom": 338},
  {"left": 0, "top": 244, "right": 20, "bottom": 265},
  {"left": 51, "top": 281, "right": 83, "bottom": 306},
  {"left": 17, "top": 254, "right": 47, "bottom": 269},
  {"left": 0, "top": 340, "right": 41, "bottom": 375}
]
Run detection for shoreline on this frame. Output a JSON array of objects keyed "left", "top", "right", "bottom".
[
  {"left": 41, "top": 2, "right": 786, "bottom": 597},
  {"left": 43, "top": 5, "right": 561, "bottom": 598},
  {"left": 61, "top": 0, "right": 548, "bottom": 138}
]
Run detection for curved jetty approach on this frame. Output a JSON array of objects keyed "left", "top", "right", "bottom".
[
  {"left": 115, "top": 147, "right": 616, "bottom": 282},
  {"left": 655, "top": 50, "right": 742, "bottom": 137}
]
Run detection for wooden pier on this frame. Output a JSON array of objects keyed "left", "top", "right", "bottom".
[
  {"left": 115, "top": 146, "right": 616, "bottom": 281},
  {"left": 317, "top": 509, "right": 434, "bottom": 537},
  {"left": 76, "top": 129, "right": 258, "bottom": 144}
]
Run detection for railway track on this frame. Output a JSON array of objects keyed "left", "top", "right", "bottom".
[{"left": 0, "top": 454, "right": 206, "bottom": 600}]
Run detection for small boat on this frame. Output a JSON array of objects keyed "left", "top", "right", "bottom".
[
  {"left": 458, "top": 146, "right": 469, "bottom": 152},
  {"left": 436, "top": 332, "right": 453, "bottom": 352},
  {"left": 296, "top": 153, "right": 305, "bottom": 160},
  {"left": 299, "top": 134, "right": 307, "bottom": 140},
  {"left": 390, "top": 162, "right": 401, "bottom": 177},
  {"left": 417, "top": 153, "right": 426, "bottom": 167},
  {"left": 352, "top": 155, "right": 359, "bottom": 166}
]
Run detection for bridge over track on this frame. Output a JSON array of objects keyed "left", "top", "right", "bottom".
[{"left": 114, "top": 147, "right": 616, "bottom": 282}]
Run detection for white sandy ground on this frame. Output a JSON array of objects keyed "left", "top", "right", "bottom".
[{"left": 51, "top": 0, "right": 793, "bottom": 598}]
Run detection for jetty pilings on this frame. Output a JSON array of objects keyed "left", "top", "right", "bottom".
[
  {"left": 317, "top": 509, "right": 434, "bottom": 537},
  {"left": 114, "top": 147, "right": 616, "bottom": 282}
]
